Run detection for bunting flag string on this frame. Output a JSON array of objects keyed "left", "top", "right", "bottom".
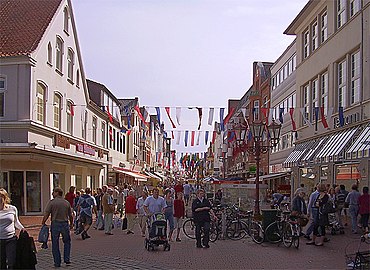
[
  {"left": 220, "top": 108, "right": 225, "bottom": 131},
  {"left": 314, "top": 107, "right": 320, "bottom": 131},
  {"left": 212, "top": 130, "right": 217, "bottom": 144},
  {"left": 176, "top": 131, "right": 181, "bottom": 145},
  {"left": 196, "top": 131, "right": 201, "bottom": 145},
  {"left": 205, "top": 131, "right": 209, "bottom": 145},
  {"left": 289, "top": 108, "right": 296, "bottom": 131},
  {"left": 165, "top": 107, "right": 176, "bottom": 128},
  {"left": 155, "top": 107, "right": 161, "bottom": 124},
  {"left": 191, "top": 131, "right": 195, "bottom": 146},
  {"left": 134, "top": 105, "right": 147, "bottom": 125},
  {"left": 184, "top": 131, "right": 189, "bottom": 147},
  {"left": 106, "top": 106, "right": 113, "bottom": 123},
  {"left": 320, "top": 107, "right": 329, "bottom": 129}
]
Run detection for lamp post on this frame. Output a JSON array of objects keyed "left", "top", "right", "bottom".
[{"left": 247, "top": 120, "right": 281, "bottom": 216}]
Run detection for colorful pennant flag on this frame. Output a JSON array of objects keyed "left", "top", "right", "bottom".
[
  {"left": 314, "top": 107, "right": 320, "bottom": 131},
  {"left": 224, "top": 107, "right": 236, "bottom": 125},
  {"left": 176, "top": 107, "right": 182, "bottom": 125},
  {"left": 155, "top": 107, "right": 161, "bottom": 124},
  {"left": 106, "top": 106, "right": 113, "bottom": 123},
  {"left": 197, "top": 107, "right": 203, "bottom": 130},
  {"left": 279, "top": 107, "right": 284, "bottom": 124},
  {"left": 191, "top": 131, "right": 195, "bottom": 146},
  {"left": 196, "top": 131, "right": 201, "bottom": 145},
  {"left": 205, "top": 131, "right": 209, "bottom": 145},
  {"left": 208, "top": 108, "right": 214, "bottom": 125},
  {"left": 184, "top": 131, "right": 189, "bottom": 147},
  {"left": 134, "top": 105, "right": 147, "bottom": 125},
  {"left": 176, "top": 131, "right": 181, "bottom": 145},
  {"left": 339, "top": 107, "right": 344, "bottom": 127},
  {"left": 220, "top": 108, "right": 225, "bottom": 131},
  {"left": 289, "top": 108, "right": 296, "bottom": 131},
  {"left": 320, "top": 107, "right": 329, "bottom": 128},
  {"left": 165, "top": 107, "right": 176, "bottom": 128},
  {"left": 212, "top": 131, "right": 217, "bottom": 144}
]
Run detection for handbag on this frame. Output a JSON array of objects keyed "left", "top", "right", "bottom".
[
  {"left": 121, "top": 217, "right": 128, "bottom": 230},
  {"left": 320, "top": 200, "right": 336, "bottom": 214},
  {"left": 38, "top": 224, "right": 49, "bottom": 249}
]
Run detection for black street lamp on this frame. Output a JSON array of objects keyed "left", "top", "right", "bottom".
[{"left": 247, "top": 120, "right": 281, "bottom": 216}]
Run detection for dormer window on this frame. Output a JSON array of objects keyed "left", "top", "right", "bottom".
[
  {"left": 56, "top": 36, "right": 64, "bottom": 73},
  {"left": 67, "top": 48, "right": 74, "bottom": 82},
  {"left": 63, "top": 7, "right": 69, "bottom": 34}
]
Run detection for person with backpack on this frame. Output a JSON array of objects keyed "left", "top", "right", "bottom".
[{"left": 76, "top": 188, "right": 97, "bottom": 240}]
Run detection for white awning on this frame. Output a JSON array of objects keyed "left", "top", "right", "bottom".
[
  {"left": 113, "top": 167, "right": 148, "bottom": 182},
  {"left": 283, "top": 140, "right": 316, "bottom": 168},
  {"left": 316, "top": 126, "right": 359, "bottom": 162},
  {"left": 144, "top": 171, "right": 162, "bottom": 180},
  {"left": 346, "top": 123, "right": 370, "bottom": 159},
  {"left": 153, "top": 172, "right": 166, "bottom": 180}
]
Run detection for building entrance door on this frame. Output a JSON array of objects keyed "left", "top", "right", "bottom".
[{"left": 9, "top": 171, "right": 25, "bottom": 215}]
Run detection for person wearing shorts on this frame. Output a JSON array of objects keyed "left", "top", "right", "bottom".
[
  {"left": 174, "top": 192, "right": 185, "bottom": 241},
  {"left": 77, "top": 188, "right": 97, "bottom": 240}
]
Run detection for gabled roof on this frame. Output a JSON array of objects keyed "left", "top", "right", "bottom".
[
  {"left": 87, "top": 79, "right": 121, "bottom": 106},
  {"left": 0, "top": 0, "right": 62, "bottom": 57}
]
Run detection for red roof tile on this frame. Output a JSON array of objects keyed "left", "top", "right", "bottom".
[{"left": 0, "top": 0, "right": 62, "bottom": 57}]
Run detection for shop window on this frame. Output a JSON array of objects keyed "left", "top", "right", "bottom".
[{"left": 26, "top": 171, "right": 41, "bottom": 212}]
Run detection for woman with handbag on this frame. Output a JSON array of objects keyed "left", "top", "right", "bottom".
[
  {"left": 306, "top": 184, "right": 329, "bottom": 246},
  {"left": 291, "top": 189, "right": 308, "bottom": 235},
  {"left": 0, "top": 188, "right": 26, "bottom": 269}
]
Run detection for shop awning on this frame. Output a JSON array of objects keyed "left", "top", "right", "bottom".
[
  {"left": 247, "top": 172, "right": 288, "bottom": 182},
  {"left": 315, "top": 126, "right": 359, "bottom": 162},
  {"left": 144, "top": 171, "right": 162, "bottom": 180},
  {"left": 113, "top": 167, "right": 148, "bottom": 182},
  {"left": 283, "top": 140, "right": 316, "bottom": 168},
  {"left": 153, "top": 172, "right": 166, "bottom": 180},
  {"left": 346, "top": 123, "right": 370, "bottom": 159},
  {"left": 300, "top": 137, "right": 328, "bottom": 163}
]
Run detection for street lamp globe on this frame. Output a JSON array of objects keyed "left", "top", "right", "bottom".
[
  {"left": 250, "top": 121, "right": 265, "bottom": 142},
  {"left": 267, "top": 120, "right": 282, "bottom": 147}
]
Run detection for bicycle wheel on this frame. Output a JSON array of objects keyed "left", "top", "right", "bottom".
[
  {"left": 250, "top": 221, "right": 264, "bottom": 244},
  {"left": 265, "top": 221, "right": 281, "bottom": 243},
  {"left": 292, "top": 225, "right": 300, "bottom": 249},
  {"left": 183, "top": 219, "right": 196, "bottom": 239},
  {"left": 209, "top": 221, "right": 219, "bottom": 242},
  {"left": 226, "top": 220, "right": 247, "bottom": 240},
  {"left": 282, "top": 222, "right": 293, "bottom": 248}
]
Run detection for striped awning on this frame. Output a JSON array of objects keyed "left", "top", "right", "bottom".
[
  {"left": 315, "top": 126, "right": 360, "bottom": 163},
  {"left": 283, "top": 140, "right": 316, "bottom": 168},
  {"left": 300, "top": 136, "right": 329, "bottom": 164},
  {"left": 346, "top": 123, "right": 370, "bottom": 159}
]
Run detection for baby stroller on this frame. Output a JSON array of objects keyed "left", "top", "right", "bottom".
[
  {"left": 328, "top": 212, "right": 344, "bottom": 235},
  {"left": 144, "top": 212, "right": 170, "bottom": 251}
]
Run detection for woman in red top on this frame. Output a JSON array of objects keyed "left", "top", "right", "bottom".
[
  {"left": 125, "top": 190, "right": 137, "bottom": 234},
  {"left": 65, "top": 186, "right": 76, "bottom": 207},
  {"left": 174, "top": 192, "right": 185, "bottom": 241},
  {"left": 359, "top": 186, "right": 369, "bottom": 233}
]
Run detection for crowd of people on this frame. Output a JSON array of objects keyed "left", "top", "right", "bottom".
[{"left": 289, "top": 183, "right": 369, "bottom": 247}]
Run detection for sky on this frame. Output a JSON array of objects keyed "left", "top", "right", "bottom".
[{"left": 72, "top": 0, "right": 308, "bottom": 155}]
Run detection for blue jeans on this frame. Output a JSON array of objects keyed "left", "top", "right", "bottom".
[
  {"left": 349, "top": 205, "right": 359, "bottom": 233},
  {"left": 95, "top": 210, "right": 104, "bottom": 229},
  {"left": 51, "top": 221, "right": 71, "bottom": 266}
]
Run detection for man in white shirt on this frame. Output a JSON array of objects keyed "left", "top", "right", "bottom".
[{"left": 143, "top": 188, "right": 166, "bottom": 215}]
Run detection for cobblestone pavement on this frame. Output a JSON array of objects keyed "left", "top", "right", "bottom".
[{"left": 33, "top": 218, "right": 369, "bottom": 270}]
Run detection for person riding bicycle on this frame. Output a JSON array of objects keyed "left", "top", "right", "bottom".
[{"left": 191, "top": 189, "right": 216, "bottom": 249}]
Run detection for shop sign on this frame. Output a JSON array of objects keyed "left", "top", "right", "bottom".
[
  {"left": 54, "top": 134, "right": 70, "bottom": 149},
  {"left": 277, "top": 184, "right": 291, "bottom": 196},
  {"left": 76, "top": 143, "right": 96, "bottom": 156}
]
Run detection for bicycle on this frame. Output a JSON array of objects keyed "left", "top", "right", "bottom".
[
  {"left": 225, "top": 210, "right": 264, "bottom": 244},
  {"left": 345, "top": 235, "right": 370, "bottom": 269},
  {"left": 264, "top": 210, "right": 300, "bottom": 248},
  {"left": 182, "top": 217, "right": 219, "bottom": 242}
]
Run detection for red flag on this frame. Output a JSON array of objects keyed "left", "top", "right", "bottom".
[
  {"left": 106, "top": 106, "right": 113, "bottom": 123},
  {"left": 212, "top": 131, "right": 217, "bottom": 144},
  {"left": 191, "top": 131, "right": 195, "bottom": 146},
  {"left": 289, "top": 108, "right": 296, "bottom": 131},
  {"left": 320, "top": 107, "right": 329, "bottom": 128},
  {"left": 171, "top": 131, "right": 175, "bottom": 139},
  {"left": 109, "top": 127, "right": 113, "bottom": 141},
  {"left": 126, "top": 130, "right": 131, "bottom": 136},
  {"left": 134, "top": 105, "right": 147, "bottom": 125},
  {"left": 165, "top": 107, "right": 176, "bottom": 128},
  {"left": 224, "top": 107, "right": 236, "bottom": 125},
  {"left": 261, "top": 108, "right": 269, "bottom": 123},
  {"left": 197, "top": 107, "right": 203, "bottom": 130}
]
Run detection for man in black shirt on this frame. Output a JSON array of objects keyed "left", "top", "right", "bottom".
[{"left": 192, "top": 189, "right": 216, "bottom": 248}]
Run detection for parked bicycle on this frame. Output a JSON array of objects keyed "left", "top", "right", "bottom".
[
  {"left": 182, "top": 217, "right": 220, "bottom": 242},
  {"left": 345, "top": 234, "right": 370, "bottom": 269},
  {"left": 264, "top": 209, "right": 300, "bottom": 248}
]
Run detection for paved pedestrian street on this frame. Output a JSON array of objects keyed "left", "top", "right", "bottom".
[{"left": 35, "top": 223, "right": 368, "bottom": 269}]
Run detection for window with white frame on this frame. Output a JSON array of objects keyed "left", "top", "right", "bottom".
[
  {"left": 312, "top": 21, "right": 318, "bottom": 51},
  {"left": 351, "top": 50, "right": 360, "bottom": 104},
  {"left": 253, "top": 100, "right": 260, "bottom": 121},
  {"left": 92, "top": 117, "right": 97, "bottom": 144},
  {"left": 101, "top": 122, "right": 106, "bottom": 147},
  {"left": 337, "top": 0, "right": 347, "bottom": 29},
  {"left": 82, "top": 110, "right": 87, "bottom": 140},
  {"left": 312, "top": 79, "right": 319, "bottom": 122},
  {"left": 47, "top": 42, "right": 52, "bottom": 65},
  {"left": 63, "top": 7, "right": 69, "bottom": 33},
  {"left": 66, "top": 101, "right": 74, "bottom": 134},
  {"left": 350, "top": 0, "right": 360, "bottom": 17},
  {"left": 67, "top": 48, "right": 74, "bottom": 82},
  {"left": 303, "top": 30, "right": 310, "bottom": 59},
  {"left": 321, "top": 72, "right": 328, "bottom": 115},
  {"left": 0, "top": 77, "right": 5, "bottom": 117},
  {"left": 53, "top": 93, "right": 61, "bottom": 129},
  {"left": 338, "top": 60, "right": 347, "bottom": 108},
  {"left": 36, "top": 82, "right": 46, "bottom": 123},
  {"left": 321, "top": 12, "right": 328, "bottom": 43},
  {"left": 56, "top": 37, "right": 64, "bottom": 73},
  {"left": 303, "top": 84, "right": 310, "bottom": 124}
]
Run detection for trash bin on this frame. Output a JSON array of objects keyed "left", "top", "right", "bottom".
[{"left": 261, "top": 209, "right": 279, "bottom": 242}]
